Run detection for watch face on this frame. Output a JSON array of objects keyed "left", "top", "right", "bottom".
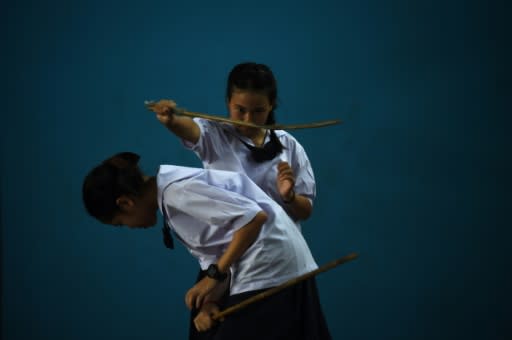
[
  {"left": 207, "top": 264, "right": 226, "bottom": 281},
  {"left": 207, "top": 264, "right": 217, "bottom": 278}
]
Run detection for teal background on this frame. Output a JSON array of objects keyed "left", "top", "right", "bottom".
[{"left": 2, "top": 0, "right": 510, "bottom": 339}]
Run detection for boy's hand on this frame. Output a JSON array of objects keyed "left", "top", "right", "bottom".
[
  {"left": 185, "top": 276, "right": 219, "bottom": 310},
  {"left": 193, "top": 302, "right": 222, "bottom": 332}
]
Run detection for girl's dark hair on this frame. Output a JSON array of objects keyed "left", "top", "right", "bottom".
[
  {"left": 82, "top": 152, "right": 144, "bottom": 222},
  {"left": 226, "top": 62, "right": 278, "bottom": 125},
  {"left": 226, "top": 62, "right": 284, "bottom": 160}
]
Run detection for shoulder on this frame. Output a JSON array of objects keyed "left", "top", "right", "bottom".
[
  {"left": 275, "top": 130, "right": 300, "bottom": 144},
  {"left": 170, "top": 168, "right": 247, "bottom": 194},
  {"left": 194, "top": 118, "right": 237, "bottom": 143},
  {"left": 158, "top": 166, "right": 205, "bottom": 193},
  {"left": 275, "top": 130, "right": 307, "bottom": 154},
  {"left": 195, "top": 118, "right": 233, "bottom": 133}
]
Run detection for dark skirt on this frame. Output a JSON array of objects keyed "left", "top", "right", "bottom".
[{"left": 189, "top": 269, "right": 331, "bottom": 340}]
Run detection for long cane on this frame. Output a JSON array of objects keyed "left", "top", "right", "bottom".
[
  {"left": 144, "top": 100, "right": 342, "bottom": 130},
  {"left": 212, "top": 252, "right": 358, "bottom": 321}
]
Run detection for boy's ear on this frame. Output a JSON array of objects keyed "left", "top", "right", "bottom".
[{"left": 116, "top": 196, "right": 135, "bottom": 211}]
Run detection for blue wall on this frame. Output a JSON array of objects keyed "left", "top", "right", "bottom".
[{"left": 2, "top": 0, "right": 509, "bottom": 339}]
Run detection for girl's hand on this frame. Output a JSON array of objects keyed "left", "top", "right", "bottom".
[
  {"left": 277, "top": 161, "right": 295, "bottom": 202},
  {"left": 193, "top": 302, "right": 221, "bottom": 332},
  {"left": 147, "top": 99, "right": 176, "bottom": 126},
  {"left": 185, "top": 276, "right": 219, "bottom": 310}
]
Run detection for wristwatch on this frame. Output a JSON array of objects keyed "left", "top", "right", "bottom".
[{"left": 206, "top": 263, "right": 228, "bottom": 282}]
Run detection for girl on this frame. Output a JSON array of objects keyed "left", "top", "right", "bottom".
[
  {"left": 148, "top": 62, "right": 316, "bottom": 227},
  {"left": 82, "top": 152, "right": 331, "bottom": 340}
]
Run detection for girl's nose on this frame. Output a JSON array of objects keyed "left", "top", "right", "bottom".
[{"left": 243, "top": 112, "right": 253, "bottom": 122}]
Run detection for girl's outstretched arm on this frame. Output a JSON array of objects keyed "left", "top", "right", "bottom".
[{"left": 147, "top": 99, "right": 200, "bottom": 144}]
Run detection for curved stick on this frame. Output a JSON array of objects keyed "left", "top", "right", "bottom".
[
  {"left": 144, "top": 101, "right": 342, "bottom": 130},
  {"left": 212, "top": 252, "right": 358, "bottom": 321}
]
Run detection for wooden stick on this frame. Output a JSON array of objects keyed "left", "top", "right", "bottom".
[
  {"left": 144, "top": 101, "right": 342, "bottom": 130},
  {"left": 211, "top": 252, "right": 358, "bottom": 321}
]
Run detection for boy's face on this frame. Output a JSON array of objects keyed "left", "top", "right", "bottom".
[{"left": 109, "top": 196, "right": 158, "bottom": 229}]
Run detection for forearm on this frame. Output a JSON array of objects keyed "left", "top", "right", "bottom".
[
  {"left": 217, "top": 211, "right": 267, "bottom": 273},
  {"left": 166, "top": 115, "right": 200, "bottom": 144},
  {"left": 284, "top": 192, "right": 313, "bottom": 221},
  {"left": 203, "top": 271, "right": 230, "bottom": 302}
]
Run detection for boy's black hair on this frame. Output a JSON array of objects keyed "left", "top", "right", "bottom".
[{"left": 82, "top": 152, "right": 144, "bottom": 222}]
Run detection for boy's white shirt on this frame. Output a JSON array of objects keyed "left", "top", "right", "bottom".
[{"left": 157, "top": 165, "right": 318, "bottom": 295}]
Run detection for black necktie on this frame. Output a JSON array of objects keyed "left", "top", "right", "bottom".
[
  {"left": 239, "top": 130, "right": 283, "bottom": 162},
  {"left": 161, "top": 200, "right": 174, "bottom": 250}
]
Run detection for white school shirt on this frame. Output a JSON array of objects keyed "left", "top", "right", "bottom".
[
  {"left": 157, "top": 165, "right": 318, "bottom": 295},
  {"left": 182, "top": 118, "right": 316, "bottom": 231}
]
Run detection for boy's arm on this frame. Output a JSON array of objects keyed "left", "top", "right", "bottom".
[
  {"left": 192, "top": 271, "right": 231, "bottom": 332},
  {"left": 202, "top": 271, "right": 231, "bottom": 303},
  {"left": 185, "top": 211, "right": 267, "bottom": 310}
]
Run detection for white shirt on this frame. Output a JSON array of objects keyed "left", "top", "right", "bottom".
[
  {"left": 157, "top": 165, "right": 318, "bottom": 295},
  {"left": 182, "top": 118, "right": 317, "bottom": 231}
]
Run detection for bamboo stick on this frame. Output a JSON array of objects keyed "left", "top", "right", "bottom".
[
  {"left": 212, "top": 252, "right": 358, "bottom": 321},
  {"left": 144, "top": 101, "right": 341, "bottom": 130}
]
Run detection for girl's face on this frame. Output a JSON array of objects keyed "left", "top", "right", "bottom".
[{"left": 227, "top": 89, "right": 273, "bottom": 138}]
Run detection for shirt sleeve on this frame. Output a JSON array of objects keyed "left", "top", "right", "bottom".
[
  {"left": 165, "top": 177, "right": 263, "bottom": 232},
  {"left": 181, "top": 118, "right": 225, "bottom": 164}
]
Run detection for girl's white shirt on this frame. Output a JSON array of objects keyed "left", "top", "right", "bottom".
[
  {"left": 181, "top": 118, "right": 316, "bottom": 232},
  {"left": 157, "top": 165, "right": 318, "bottom": 295}
]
